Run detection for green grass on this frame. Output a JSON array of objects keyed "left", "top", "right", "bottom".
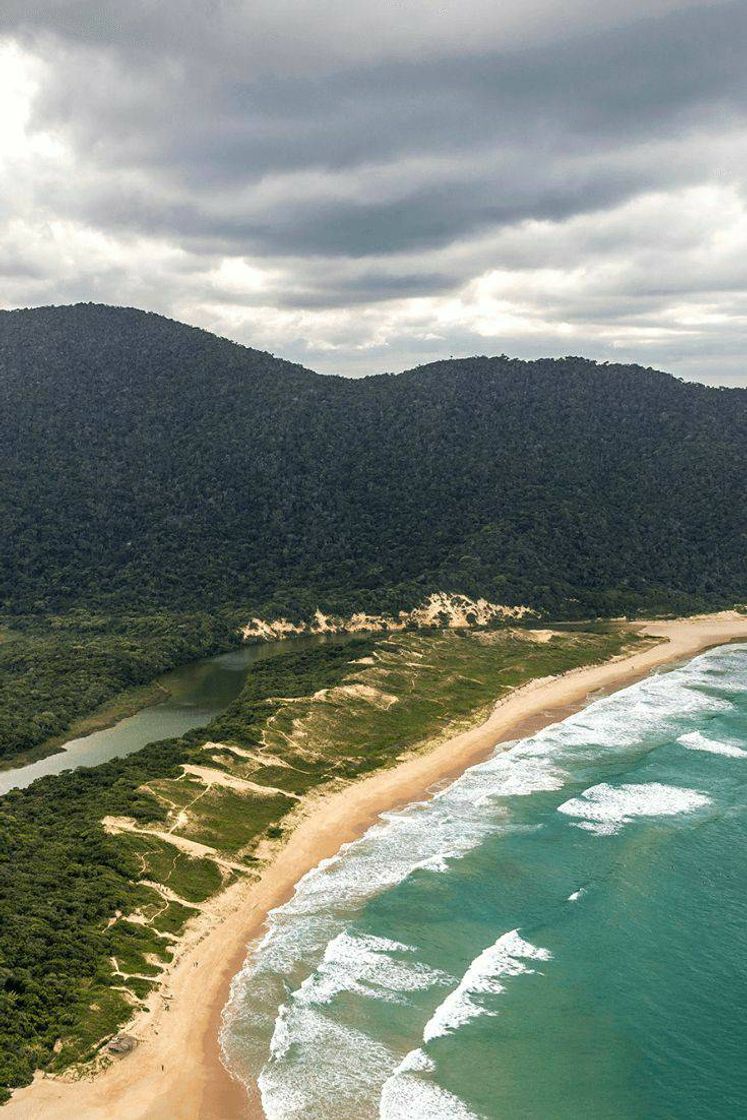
[
  {"left": 113, "top": 832, "right": 224, "bottom": 903},
  {"left": 174, "top": 785, "right": 297, "bottom": 855},
  {"left": 104, "top": 920, "right": 172, "bottom": 975},
  {"left": 48, "top": 986, "right": 133, "bottom": 1071},
  {"left": 126, "top": 977, "right": 157, "bottom": 1001},
  {"left": 0, "top": 623, "right": 644, "bottom": 1097},
  {"left": 148, "top": 840, "right": 222, "bottom": 902},
  {"left": 211, "top": 628, "right": 636, "bottom": 786},
  {"left": 145, "top": 629, "right": 641, "bottom": 866},
  {"left": 151, "top": 901, "right": 196, "bottom": 936}
]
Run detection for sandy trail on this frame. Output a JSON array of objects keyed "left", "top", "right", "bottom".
[
  {"left": 5, "top": 612, "right": 747, "bottom": 1120},
  {"left": 181, "top": 764, "right": 301, "bottom": 798},
  {"left": 102, "top": 816, "right": 252, "bottom": 874}
]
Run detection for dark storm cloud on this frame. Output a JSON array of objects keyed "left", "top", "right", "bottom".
[
  {"left": 0, "top": 1, "right": 746, "bottom": 383},
  {"left": 5, "top": 2, "right": 747, "bottom": 258}
]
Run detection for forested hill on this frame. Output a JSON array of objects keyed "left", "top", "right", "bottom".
[{"left": 1, "top": 303, "right": 745, "bottom": 619}]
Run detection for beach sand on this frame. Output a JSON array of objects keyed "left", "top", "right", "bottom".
[{"left": 5, "top": 611, "right": 747, "bottom": 1120}]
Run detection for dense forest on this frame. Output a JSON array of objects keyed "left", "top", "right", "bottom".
[
  {"left": 0, "top": 614, "right": 240, "bottom": 764},
  {"left": 0, "top": 637, "right": 376, "bottom": 1100},
  {"left": 0, "top": 305, "right": 742, "bottom": 1104},
  {"left": 1, "top": 303, "right": 744, "bottom": 621},
  {"left": 0, "top": 627, "right": 634, "bottom": 1100}
]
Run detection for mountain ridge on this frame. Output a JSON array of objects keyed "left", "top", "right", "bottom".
[
  {"left": 3, "top": 300, "right": 725, "bottom": 386},
  {"left": 1, "top": 302, "right": 745, "bottom": 618}
]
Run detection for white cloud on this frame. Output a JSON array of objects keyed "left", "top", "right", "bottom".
[{"left": 0, "top": 4, "right": 746, "bottom": 385}]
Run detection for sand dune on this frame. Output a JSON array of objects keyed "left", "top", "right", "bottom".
[{"left": 6, "top": 612, "right": 746, "bottom": 1120}]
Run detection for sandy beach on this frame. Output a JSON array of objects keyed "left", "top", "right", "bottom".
[{"left": 5, "top": 611, "right": 747, "bottom": 1120}]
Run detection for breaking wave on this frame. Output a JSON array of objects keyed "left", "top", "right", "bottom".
[
  {"left": 557, "top": 782, "right": 712, "bottom": 836},
  {"left": 293, "top": 932, "right": 452, "bottom": 1008},
  {"left": 219, "top": 642, "right": 746, "bottom": 1119},
  {"left": 423, "top": 929, "right": 552, "bottom": 1042},
  {"left": 258, "top": 1008, "right": 396, "bottom": 1119},
  {"left": 379, "top": 1051, "right": 481, "bottom": 1120},
  {"left": 678, "top": 730, "right": 747, "bottom": 758}
]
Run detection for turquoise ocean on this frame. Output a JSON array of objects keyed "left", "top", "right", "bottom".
[{"left": 221, "top": 643, "right": 747, "bottom": 1119}]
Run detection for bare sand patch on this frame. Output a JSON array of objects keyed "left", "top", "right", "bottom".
[
  {"left": 180, "top": 765, "right": 300, "bottom": 799},
  {"left": 7, "top": 612, "right": 747, "bottom": 1120}
]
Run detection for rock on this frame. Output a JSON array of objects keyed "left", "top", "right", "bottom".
[{"left": 106, "top": 1033, "right": 137, "bottom": 1055}]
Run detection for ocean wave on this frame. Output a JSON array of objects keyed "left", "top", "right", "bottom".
[
  {"left": 533, "top": 678, "right": 733, "bottom": 756},
  {"left": 259, "top": 1008, "right": 396, "bottom": 1120},
  {"left": 244, "top": 743, "right": 571, "bottom": 984},
  {"left": 394, "top": 1047, "right": 435, "bottom": 1074},
  {"left": 557, "top": 782, "right": 712, "bottom": 835},
  {"left": 257, "top": 934, "right": 452, "bottom": 1118},
  {"left": 294, "top": 931, "right": 452, "bottom": 1008},
  {"left": 677, "top": 730, "right": 747, "bottom": 758},
  {"left": 423, "top": 929, "right": 551, "bottom": 1043},
  {"left": 234, "top": 649, "right": 740, "bottom": 985},
  {"left": 412, "top": 852, "right": 452, "bottom": 873},
  {"left": 223, "top": 642, "right": 745, "bottom": 1108},
  {"left": 379, "top": 1057, "right": 481, "bottom": 1120},
  {"left": 473, "top": 753, "right": 566, "bottom": 801}
]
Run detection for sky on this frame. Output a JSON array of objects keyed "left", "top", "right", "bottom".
[{"left": 0, "top": 1, "right": 746, "bottom": 385}]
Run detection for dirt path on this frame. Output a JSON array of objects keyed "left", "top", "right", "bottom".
[{"left": 6, "top": 612, "right": 747, "bottom": 1120}]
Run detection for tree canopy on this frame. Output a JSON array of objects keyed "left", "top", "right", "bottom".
[{"left": 1, "top": 303, "right": 744, "bottom": 618}]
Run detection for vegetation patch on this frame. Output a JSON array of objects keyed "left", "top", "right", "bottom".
[
  {"left": 0, "top": 626, "right": 640, "bottom": 1100},
  {"left": 1, "top": 307, "right": 743, "bottom": 622},
  {"left": 0, "top": 613, "right": 240, "bottom": 766}
]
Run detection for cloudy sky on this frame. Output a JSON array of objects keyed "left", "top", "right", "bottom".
[{"left": 1, "top": 1, "right": 746, "bottom": 384}]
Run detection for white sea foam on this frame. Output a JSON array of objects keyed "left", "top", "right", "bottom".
[
  {"left": 294, "top": 931, "right": 451, "bottom": 1007},
  {"left": 413, "top": 853, "right": 452, "bottom": 873},
  {"left": 259, "top": 1009, "right": 396, "bottom": 1120},
  {"left": 234, "top": 648, "right": 739, "bottom": 988},
  {"left": 222, "top": 642, "right": 746, "bottom": 1117},
  {"left": 380, "top": 1049, "right": 479, "bottom": 1119},
  {"left": 258, "top": 935, "right": 451, "bottom": 1118},
  {"left": 521, "top": 643, "right": 740, "bottom": 763},
  {"left": 473, "top": 753, "right": 566, "bottom": 801},
  {"left": 394, "top": 1048, "right": 435, "bottom": 1074},
  {"left": 268, "top": 1003, "right": 292, "bottom": 1061},
  {"left": 557, "top": 782, "right": 712, "bottom": 835},
  {"left": 246, "top": 740, "right": 571, "bottom": 984},
  {"left": 423, "top": 929, "right": 551, "bottom": 1043},
  {"left": 536, "top": 681, "right": 731, "bottom": 757},
  {"left": 379, "top": 1067, "right": 481, "bottom": 1119},
  {"left": 678, "top": 730, "right": 747, "bottom": 758}
]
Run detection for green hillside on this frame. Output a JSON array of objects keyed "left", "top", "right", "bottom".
[{"left": 1, "top": 303, "right": 745, "bottom": 619}]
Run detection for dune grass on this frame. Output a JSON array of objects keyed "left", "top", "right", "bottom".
[{"left": 0, "top": 624, "right": 642, "bottom": 1097}]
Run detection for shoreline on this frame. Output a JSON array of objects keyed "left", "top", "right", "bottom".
[
  {"left": 5, "top": 611, "right": 747, "bottom": 1120},
  {"left": 0, "top": 683, "right": 171, "bottom": 774}
]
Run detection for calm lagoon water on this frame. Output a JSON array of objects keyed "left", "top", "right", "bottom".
[
  {"left": 0, "top": 637, "right": 328, "bottom": 796},
  {"left": 221, "top": 642, "right": 747, "bottom": 1120}
]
